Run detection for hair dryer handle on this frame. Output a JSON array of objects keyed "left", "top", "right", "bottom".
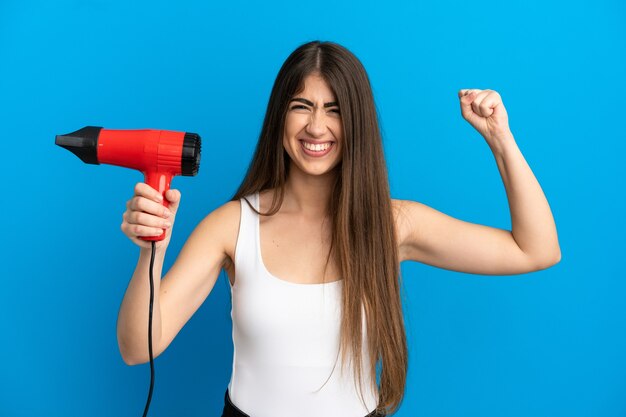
[{"left": 139, "top": 171, "right": 173, "bottom": 242}]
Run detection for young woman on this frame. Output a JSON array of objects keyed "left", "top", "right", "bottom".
[{"left": 117, "top": 41, "right": 561, "bottom": 417}]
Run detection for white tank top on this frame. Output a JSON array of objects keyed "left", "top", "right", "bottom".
[{"left": 227, "top": 191, "right": 380, "bottom": 417}]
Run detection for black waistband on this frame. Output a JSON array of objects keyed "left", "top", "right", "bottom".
[
  {"left": 220, "top": 388, "right": 386, "bottom": 417},
  {"left": 221, "top": 387, "right": 251, "bottom": 417}
]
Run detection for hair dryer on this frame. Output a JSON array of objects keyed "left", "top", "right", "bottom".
[{"left": 55, "top": 126, "right": 201, "bottom": 241}]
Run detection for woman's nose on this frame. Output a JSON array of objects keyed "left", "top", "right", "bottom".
[{"left": 305, "top": 111, "right": 327, "bottom": 137}]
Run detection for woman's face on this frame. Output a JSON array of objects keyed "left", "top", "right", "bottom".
[{"left": 282, "top": 73, "right": 343, "bottom": 177}]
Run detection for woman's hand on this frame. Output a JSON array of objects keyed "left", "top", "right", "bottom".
[
  {"left": 121, "top": 182, "right": 181, "bottom": 250},
  {"left": 458, "top": 88, "right": 513, "bottom": 152}
]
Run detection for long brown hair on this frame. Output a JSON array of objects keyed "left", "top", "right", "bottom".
[{"left": 230, "top": 40, "right": 407, "bottom": 415}]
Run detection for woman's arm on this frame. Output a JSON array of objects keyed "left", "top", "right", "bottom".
[
  {"left": 394, "top": 89, "right": 561, "bottom": 274},
  {"left": 490, "top": 133, "right": 561, "bottom": 265},
  {"left": 117, "top": 199, "right": 240, "bottom": 365}
]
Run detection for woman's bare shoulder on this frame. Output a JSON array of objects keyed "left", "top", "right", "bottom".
[
  {"left": 205, "top": 199, "right": 242, "bottom": 268},
  {"left": 199, "top": 198, "right": 241, "bottom": 228},
  {"left": 390, "top": 198, "right": 409, "bottom": 244}
]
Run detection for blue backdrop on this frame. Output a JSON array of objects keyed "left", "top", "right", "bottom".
[{"left": 1, "top": 0, "right": 624, "bottom": 416}]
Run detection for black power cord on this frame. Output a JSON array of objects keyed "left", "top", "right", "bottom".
[{"left": 143, "top": 240, "right": 156, "bottom": 417}]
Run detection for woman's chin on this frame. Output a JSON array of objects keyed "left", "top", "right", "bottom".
[{"left": 291, "top": 160, "right": 341, "bottom": 178}]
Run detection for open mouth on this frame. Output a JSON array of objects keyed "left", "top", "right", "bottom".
[{"left": 299, "top": 140, "right": 335, "bottom": 157}]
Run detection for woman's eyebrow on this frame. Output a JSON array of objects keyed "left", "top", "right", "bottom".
[{"left": 290, "top": 98, "right": 339, "bottom": 108}]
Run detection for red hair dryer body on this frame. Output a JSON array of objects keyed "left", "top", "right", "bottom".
[{"left": 56, "top": 126, "right": 201, "bottom": 241}]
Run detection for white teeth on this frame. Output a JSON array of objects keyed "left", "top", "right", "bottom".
[{"left": 302, "top": 141, "right": 331, "bottom": 152}]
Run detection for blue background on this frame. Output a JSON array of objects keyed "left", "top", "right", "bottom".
[{"left": 1, "top": 0, "right": 624, "bottom": 416}]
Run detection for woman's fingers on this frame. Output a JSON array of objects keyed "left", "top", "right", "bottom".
[
  {"left": 121, "top": 222, "right": 164, "bottom": 238},
  {"left": 164, "top": 189, "right": 181, "bottom": 214},
  {"left": 121, "top": 197, "right": 172, "bottom": 239},
  {"left": 135, "top": 182, "right": 164, "bottom": 203},
  {"left": 121, "top": 182, "right": 180, "bottom": 248},
  {"left": 128, "top": 195, "right": 172, "bottom": 218},
  {"left": 124, "top": 210, "right": 172, "bottom": 229}
]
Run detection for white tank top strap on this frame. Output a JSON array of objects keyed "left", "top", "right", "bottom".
[{"left": 233, "top": 191, "right": 260, "bottom": 286}]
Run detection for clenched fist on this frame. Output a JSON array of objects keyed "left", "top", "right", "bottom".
[
  {"left": 121, "top": 182, "right": 181, "bottom": 250},
  {"left": 458, "top": 88, "right": 514, "bottom": 151}
]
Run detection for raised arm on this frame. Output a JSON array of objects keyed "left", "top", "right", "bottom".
[{"left": 393, "top": 89, "right": 561, "bottom": 275}]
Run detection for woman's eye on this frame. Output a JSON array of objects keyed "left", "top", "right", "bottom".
[{"left": 289, "top": 105, "right": 340, "bottom": 115}]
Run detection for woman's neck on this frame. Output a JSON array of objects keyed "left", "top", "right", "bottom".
[{"left": 282, "top": 166, "right": 338, "bottom": 219}]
